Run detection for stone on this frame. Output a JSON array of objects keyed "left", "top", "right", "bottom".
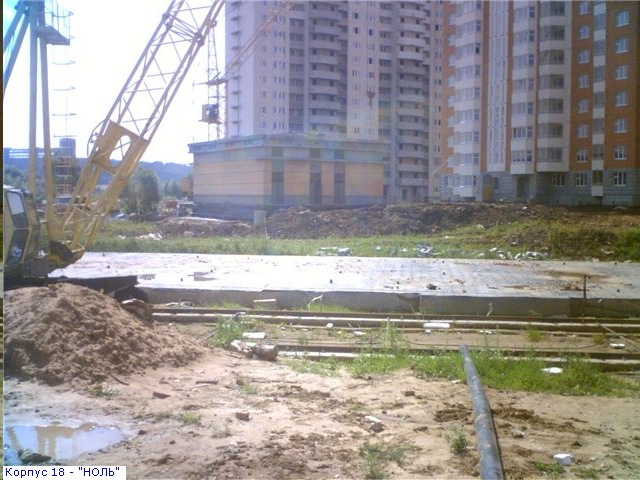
[
  {"left": 251, "top": 344, "right": 279, "bottom": 361},
  {"left": 18, "top": 449, "right": 51, "bottom": 464},
  {"left": 236, "top": 411, "right": 250, "bottom": 421}
]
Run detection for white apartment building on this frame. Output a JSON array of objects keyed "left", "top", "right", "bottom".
[{"left": 216, "top": 0, "right": 435, "bottom": 205}]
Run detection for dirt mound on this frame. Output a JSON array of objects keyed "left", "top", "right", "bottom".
[
  {"left": 160, "top": 217, "right": 252, "bottom": 237},
  {"left": 4, "top": 283, "right": 206, "bottom": 386},
  {"left": 251, "top": 203, "right": 559, "bottom": 239}
]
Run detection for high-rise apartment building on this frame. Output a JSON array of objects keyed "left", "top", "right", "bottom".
[
  {"left": 191, "top": 0, "right": 639, "bottom": 215},
  {"left": 190, "top": 0, "right": 435, "bottom": 218},
  {"left": 437, "top": 0, "right": 639, "bottom": 206}
]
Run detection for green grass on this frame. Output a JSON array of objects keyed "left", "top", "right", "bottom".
[
  {"left": 240, "top": 381, "right": 259, "bottom": 395},
  {"left": 177, "top": 412, "right": 202, "bottom": 425},
  {"left": 209, "top": 317, "right": 263, "bottom": 348},
  {"left": 532, "top": 461, "right": 565, "bottom": 477},
  {"left": 286, "top": 356, "right": 342, "bottom": 377},
  {"left": 350, "top": 323, "right": 412, "bottom": 377},
  {"left": 87, "top": 218, "right": 640, "bottom": 262},
  {"left": 86, "top": 385, "right": 117, "bottom": 398},
  {"left": 446, "top": 429, "right": 469, "bottom": 455},
  {"left": 351, "top": 345, "right": 640, "bottom": 397},
  {"left": 577, "top": 466, "right": 600, "bottom": 479},
  {"left": 360, "top": 441, "right": 417, "bottom": 479},
  {"left": 524, "top": 326, "right": 547, "bottom": 343}
]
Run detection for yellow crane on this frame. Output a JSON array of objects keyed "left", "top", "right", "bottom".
[{"left": 3, "top": 0, "right": 224, "bottom": 289}]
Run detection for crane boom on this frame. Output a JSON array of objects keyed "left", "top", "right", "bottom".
[{"left": 48, "top": 0, "right": 224, "bottom": 269}]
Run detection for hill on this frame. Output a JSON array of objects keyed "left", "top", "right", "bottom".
[{"left": 2, "top": 150, "right": 191, "bottom": 185}]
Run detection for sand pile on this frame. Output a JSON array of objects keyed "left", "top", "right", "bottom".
[{"left": 4, "top": 282, "right": 206, "bottom": 386}]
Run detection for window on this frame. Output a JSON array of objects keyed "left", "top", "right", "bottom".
[
  {"left": 594, "top": 40, "right": 605, "bottom": 56},
  {"left": 578, "top": 25, "right": 590, "bottom": 39},
  {"left": 593, "top": 92, "right": 605, "bottom": 108},
  {"left": 615, "top": 38, "right": 628, "bottom": 54},
  {"left": 578, "top": 74, "right": 589, "bottom": 88},
  {"left": 614, "top": 118, "right": 627, "bottom": 133},
  {"left": 615, "top": 65, "right": 628, "bottom": 80},
  {"left": 577, "top": 124, "right": 589, "bottom": 138},
  {"left": 594, "top": 66, "right": 605, "bottom": 82},
  {"left": 575, "top": 173, "right": 587, "bottom": 187},
  {"left": 512, "top": 126, "right": 533, "bottom": 139},
  {"left": 578, "top": 49, "right": 590, "bottom": 64},
  {"left": 576, "top": 149, "right": 588, "bottom": 163},
  {"left": 538, "top": 99, "right": 564, "bottom": 114},
  {"left": 615, "top": 91, "right": 627, "bottom": 107},
  {"left": 539, "top": 123, "right": 564, "bottom": 138},
  {"left": 551, "top": 173, "right": 565, "bottom": 187},
  {"left": 614, "top": 145, "right": 627, "bottom": 160},
  {"left": 592, "top": 170, "right": 603, "bottom": 185},
  {"left": 593, "top": 144, "right": 604, "bottom": 160},
  {"left": 578, "top": 1, "right": 589, "bottom": 15},
  {"left": 615, "top": 10, "right": 629, "bottom": 27},
  {"left": 593, "top": 118, "right": 604, "bottom": 134},
  {"left": 613, "top": 172, "right": 627, "bottom": 187},
  {"left": 578, "top": 99, "right": 589, "bottom": 113}
]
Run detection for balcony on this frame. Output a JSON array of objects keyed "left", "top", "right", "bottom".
[
  {"left": 453, "top": 163, "right": 480, "bottom": 176},
  {"left": 453, "top": 185, "right": 476, "bottom": 198},
  {"left": 510, "top": 162, "right": 534, "bottom": 175}
]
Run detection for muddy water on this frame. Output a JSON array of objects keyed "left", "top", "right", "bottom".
[{"left": 3, "top": 423, "right": 124, "bottom": 465}]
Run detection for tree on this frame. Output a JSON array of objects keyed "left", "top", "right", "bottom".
[
  {"left": 120, "top": 168, "right": 161, "bottom": 216},
  {"left": 163, "top": 179, "right": 182, "bottom": 198},
  {"left": 3, "top": 165, "right": 27, "bottom": 189}
]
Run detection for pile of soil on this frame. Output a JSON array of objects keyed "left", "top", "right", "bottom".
[
  {"left": 160, "top": 217, "right": 252, "bottom": 237},
  {"left": 250, "top": 203, "right": 564, "bottom": 239},
  {"left": 4, "top": 283, "right": 206, "bottom": 386}
]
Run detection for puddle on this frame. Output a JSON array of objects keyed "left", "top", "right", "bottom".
[{"left": 3, "top": 423, "right": 125, "bottom": 465}]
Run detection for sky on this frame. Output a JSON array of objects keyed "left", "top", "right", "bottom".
[{"left": 3, "top": 0, "right": 225, "bottom": 165}]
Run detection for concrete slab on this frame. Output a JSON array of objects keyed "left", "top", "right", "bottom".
[{"left": 51, "top": 253, "right": 640, "bottom": 316}]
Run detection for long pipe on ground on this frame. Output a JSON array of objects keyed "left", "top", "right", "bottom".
[{"left": 459, "top": 343, "right": 505, "bottom": 480}]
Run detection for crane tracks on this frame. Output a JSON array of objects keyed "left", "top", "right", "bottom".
[{"left": 154, "top": 308, "right": 640, "bottom": 371}]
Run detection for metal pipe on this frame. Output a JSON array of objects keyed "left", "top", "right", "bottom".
[{"left": 459, "top": 343, "right": 505, "bottom": 480}]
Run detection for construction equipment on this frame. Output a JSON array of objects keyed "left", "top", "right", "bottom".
[{"left": 3, "top": 0, "right": 224, "bottom": 290}]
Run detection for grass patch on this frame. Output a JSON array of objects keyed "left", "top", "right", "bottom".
[
  {"left": 241, "top": 381, "right": 259, "bottom": 395},
  {"left": 86, "top": 385, "right": 116, "bottom": 398},
  {"left": 211, "top": 424, "right": 232, "bottom": 439},
  {"left": 473, "top": 351, "right": 640, "bottom": 397},
  {"left": 412, "top": 352, "right": 465, "bottom": 381},
  {"left": 286, "top": 356, "right": 341, "bottom": 377},
  {"left": 577, "top": 466, "right": 600, "bottom": 479},
  {"left": 177, "top": 412, "right": 202, "bottom": 425},
  {"left": 446, "top": 428, "right": 469, "bottom": 455},
  {"left": 360, "top": 441, "right": 417, "bottom": 479},
  {"left": 351, "top": 322, "right": 413, "bottom": 377},
  {"left": 354, "top": 346, "right": 639, "bottom": 397},
  {"left": 532, "top": 461, "right": 565, "bottom": 477},
  {"left": 91, "top": 218, "right": 640, "bottom": 262},
  {"left": 209, "top": 317, "right": 263, "bottom": 348},
  {"left": 592, "top": 333, "right": 607, "bottom": 345},
  {"left": 152, "top": 411, "right": 172, "bottom": 421},
  {"left": 524, "top": 326, "right": 548, "bottom": 343}
]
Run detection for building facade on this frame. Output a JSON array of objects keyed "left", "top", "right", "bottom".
[
  {"left": 437, "top": 0, "right": 640, "bottom": 206},
  {"left": 189, "top": 133, "right": 386, "bottom": 219},
  {"left": 191, "top": 0, "right": 435, "bottom": 217}
]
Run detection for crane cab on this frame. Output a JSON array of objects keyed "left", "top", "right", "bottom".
[{"left": 3, "top": 185, "right": 48, "bottom": 282}]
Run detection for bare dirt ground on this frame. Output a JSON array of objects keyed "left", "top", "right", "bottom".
[
  {"left": 4, "top": 347, "right": 640, "bottom": 480},
  {"left": 3, "top": 284, "right": 640, "bottom": 479}
]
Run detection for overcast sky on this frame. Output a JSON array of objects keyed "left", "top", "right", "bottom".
[{"left": 3, "top": 0, "right": 225, "bottom": 165}]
